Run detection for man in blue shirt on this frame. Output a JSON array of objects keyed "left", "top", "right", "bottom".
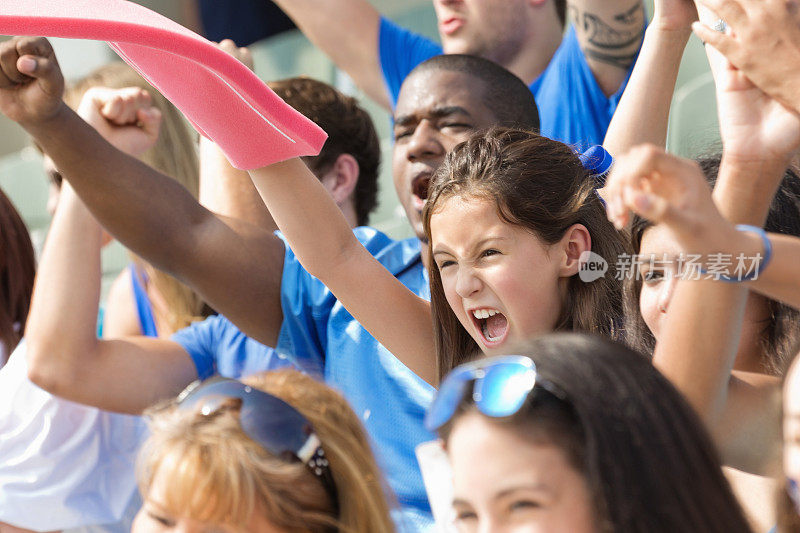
[
  {"left": 14, "top": 45, "right": 539, "bottom": 530},
  {"left": 269, "top": 0, "right": 646, "bottom": 147}
]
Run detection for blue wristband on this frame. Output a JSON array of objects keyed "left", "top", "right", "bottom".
[{"left": 716, "top": 224, "right": 773, "bottom": 283}]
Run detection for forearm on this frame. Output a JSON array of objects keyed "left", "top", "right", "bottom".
[
  {"left": 25, "top": 185, "right": 105, "bottom": 391},
  {"left": 23, "top": 104, "right": 213, "bottom": 282},
  {"left": 249, "top": 158, "right": 362, "bottom": 280},
  {"left": 666, "top": 221, "right": 800, "bottom": 314},
  {"left": 653, "top": 279, "right": 746, "bottom": 424},
  {"left": 22, "top": 104, "right": 287, "bottom": 346},
  {"left": 271, "top": 0, "right": 388, "bottom": 109},
  {"left": 713, "top": 153, "right": 791, "bottom": 225},
  {"left": 604, "top": 25, "right": 689, "bottom": 156},
  {"left": 743, "top": 232, "right": 800, "bottom": 309}
]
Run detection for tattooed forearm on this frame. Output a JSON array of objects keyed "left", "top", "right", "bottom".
[{"left": 570, "top": 2, "right": 645, "bottom": 68}]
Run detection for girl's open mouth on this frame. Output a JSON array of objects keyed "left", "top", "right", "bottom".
[{"left": 470, "top": 308, "right": 509, "bottom": 347}]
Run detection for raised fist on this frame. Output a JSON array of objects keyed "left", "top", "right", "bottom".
[
  {"left": 77, "top": 87, "right": 162, "bottom": 157},
  {"left": 0, "top": 36, "right": 65, "bottom": 126}
]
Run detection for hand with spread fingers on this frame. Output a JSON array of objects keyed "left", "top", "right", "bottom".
[
  {"left": 693, "top": 0, "right": 800, "bottom": 115},
  {"left": 0, "top": 36, "right": 65, "bottom": 126},
  {"left": 76, "top": 87, "right": 162, "bottom": 158},
  {"left": 604, "top": 144, "right": 737, "bottom": 255}
]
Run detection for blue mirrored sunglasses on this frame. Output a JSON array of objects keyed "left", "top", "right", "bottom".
[
  {"left": 425, "top": 355, "right": 561, "bottom": 432},
  {"left": 177, "top": 376, "right": 337, "bottom": 504}
]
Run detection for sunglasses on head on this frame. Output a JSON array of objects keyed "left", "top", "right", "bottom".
[
  {"left": 176, "top": 376, "right": 337, "bottom": 505},
  {"left": 425, "top": 355, "right": 563, "bottom": 432}
]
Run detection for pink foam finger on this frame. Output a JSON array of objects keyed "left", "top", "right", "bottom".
[{"left": 0, "top": 0, "right": 327, "bottom": 169}]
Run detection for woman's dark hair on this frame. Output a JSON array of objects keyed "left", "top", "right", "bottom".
[
  {"left": 625, "top": 156, "right": 800, "bottom": 375},
  {"left": 423, "top": 127, "right": 628, "bottom": 379},
  {"left": 0, "top": 187, "right": 36, "bottom": 359},
  {"left": 440, "top": 333, "right": 753, "bottom": 533}
]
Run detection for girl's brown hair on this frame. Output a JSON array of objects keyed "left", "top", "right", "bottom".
[
  {"left": 138, "top": 370, "right": 396, "bottom": 532},
  {"left": 0, "top": 187, "right": 36, "bottom": 359},
  {"left": 440, "top": 334, "right": 752, "bottom": 532},
  {"left": 65, "top": 62, "right": 208, "bottom": 333},
  {"left": 423, "top": 127, "right": 628, "bottom": 378}
]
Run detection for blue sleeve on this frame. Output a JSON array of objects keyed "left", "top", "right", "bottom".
[
  {"left": 378, "top": 16, "right": 442, "bottom": 108},
  {"left": 533, "top": 25, "right": 642, "bottom": 149},
  {"left": 171, "top": 316, "right": 224, "bottom": 380}
]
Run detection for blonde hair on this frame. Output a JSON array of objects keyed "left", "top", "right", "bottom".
[
  {"left": 65, "top": 62, "right": 206, "bottom": 332},
  {"left": 138, "top": 370, "right": 396, "bottom": 532}
]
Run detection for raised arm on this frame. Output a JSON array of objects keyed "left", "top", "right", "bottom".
[
  {"left": 605, "top": 63, "right": 800, "bottom": 471},
  {"left": 603, "top": 0, "right": 696, "bottom": 156},
  {"left": 197, "top": 41, "right": 277, "bottom": 229},
  {"left": 270, "top": 0, "right": 389, "bottom": 109},
  {"left": 26, "top": 184, "right": 198, "bottom": 413},
  {"left": 25, "top": 90, "right": 198, "bottom": 414},
  {"left": 568, "top": 0, "right": 646, "bottom": 96},
  {"left": 248, "top": 158, "right": 437, "bottom": 385},
  {"left": 0, "top": 37, "right": 285, "bottom": 347},
  {"left": 604, "top": 146, "right": 781, "bottom": 473}
]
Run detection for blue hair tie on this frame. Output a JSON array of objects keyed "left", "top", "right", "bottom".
[
  {"left": 580, "top": 145, "right": 613, "bottom": 207},
  {"left": 579, "top": 145, "right": 613, "bottom": 187}
]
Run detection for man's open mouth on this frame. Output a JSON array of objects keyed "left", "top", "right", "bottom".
[{"left": 411, "top": 172, "right": 431, "bottom": 210}]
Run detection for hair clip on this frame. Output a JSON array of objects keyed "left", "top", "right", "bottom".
[{"left": 579, "top": 145, "right": 613, "bottom": 187}]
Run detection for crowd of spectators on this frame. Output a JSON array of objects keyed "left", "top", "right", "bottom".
[{"left": 1, "top": 0, "right": 800, "bottom": 532}]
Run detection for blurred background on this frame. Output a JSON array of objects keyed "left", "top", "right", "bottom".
[{"left": 0, "top": 0, "right": 717, "bottom": 298}]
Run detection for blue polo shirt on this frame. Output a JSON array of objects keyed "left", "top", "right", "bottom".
[
  {"left": 279, "top": 227, "right": 436, "bottom": 532},
  {"left": 378, "top": 17, "right": 640, "bottom": 150}
]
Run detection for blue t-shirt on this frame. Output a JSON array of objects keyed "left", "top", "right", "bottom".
[
  {"left": 171, "top": 314, "right": 322, "bottom": 380},
  {"left": 378, "top": 17, "right": 639, "bottom": 150},
  {"left": 278, "top": 227, "right": 436, "bottom": 532}
]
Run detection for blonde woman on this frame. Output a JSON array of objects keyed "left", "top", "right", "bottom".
[{"left": 133, "top": 370, "right": 395, "bottom": 533}]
